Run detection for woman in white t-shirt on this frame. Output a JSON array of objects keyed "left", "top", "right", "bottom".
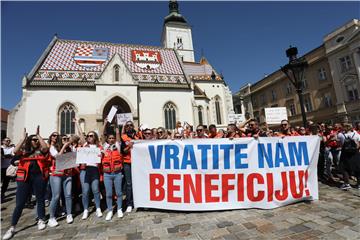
[{"left": 79, "top": 131, "right": 103, "bottom": 220}]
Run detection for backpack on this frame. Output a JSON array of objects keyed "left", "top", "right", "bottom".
[{"left": 342, "top": 133, "right": 358, "bottom": 154}]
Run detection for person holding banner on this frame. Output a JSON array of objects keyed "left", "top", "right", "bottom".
[
  {"left": 47, "top": 140, "right": 74, "bottom": 227},
  {"left": 225, "top": 124, "right": 242, "bottom": 138},
  {"left": 194, "top": 125, "right": 208, "bottom": 138},
  {"left": 121, "top": 121, "right": 138, "bottom": 213},
  {"left": 80, "top": 131, "right": 103, "bottom": 220},
  {"left": 208, "top": 124, "right": 223, "bottom": 138},
  {"left": 278, "top": 120, "right": 300, "bottom": 137},
  {"left": 101, "top": 120, "right": 124, "bottom": 221},
  {"left": 3, "top": 127, "right": 50, "bottom": 240}
]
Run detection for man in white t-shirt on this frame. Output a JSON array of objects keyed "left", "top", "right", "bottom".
[{"left": 1, "top": 137, "right": 15, "bottom": 201}]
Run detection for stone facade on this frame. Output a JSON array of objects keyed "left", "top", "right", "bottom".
[{"left": 234, "top": 19, "right": 360, "bottom": 126}]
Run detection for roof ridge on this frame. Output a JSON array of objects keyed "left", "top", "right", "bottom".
[{"left": 58, "top": 38, "right": 172, "bottom": 50}]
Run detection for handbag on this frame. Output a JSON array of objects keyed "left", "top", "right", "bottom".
[{"left": 6, "top": 165, "right": 18, "bottom": 177}]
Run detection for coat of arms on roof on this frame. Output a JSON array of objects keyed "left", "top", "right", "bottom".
[
  {"left": 131, "top": 50, "right": 162, "bottom": 70},
  {"left": 74, "top": 46, "right": 108, "bottom": 67}
]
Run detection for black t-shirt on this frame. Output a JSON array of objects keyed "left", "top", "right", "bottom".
[{"left": 26, "top": 150, "right": 43, "bottom": 174}]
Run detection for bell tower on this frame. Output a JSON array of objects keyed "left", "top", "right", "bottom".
[{"left": 161, "top": 0, "right": 195, "bottom": 62}]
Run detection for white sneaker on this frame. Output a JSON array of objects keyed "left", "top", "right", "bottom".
[
  {"left": 82, "top": 209, "right": 89, "bottom": 220},
  {"left": 2, "top": 227, "right": 15, "bottom": 240},
  {"left": 66, "top": 215, "right": 73, "bottom": 224},
  {"left": 105, "top": 211, "right": 113, "bottom": 221},
  {"left": 117, "top": 209, "right": 124, "bottom": 218},
  {"left": 96, "top": 208, "right": 103, "bottom": 218},
  {"left": 38, "top": 220, "right": 46, "bottom": 230},
  {"left": 125, "top": 206, "right": 132, "bottom": 213},
  {"left": 47, "top": 218, "right": 58, "bottom": 228}
]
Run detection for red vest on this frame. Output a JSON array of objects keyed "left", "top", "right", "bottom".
[
  {"left": 121, "top": 134, "right": 138, "bottom": 164},
  {"left": 102, "top": 147, "right": 122, "bottom": 173},
  {"left": 16, "top": 152, "right": 51, "bottom": 182}
]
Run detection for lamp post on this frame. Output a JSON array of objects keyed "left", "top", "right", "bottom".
[{"left": 281, "top": 46, "right": 309, "bottom": 127}]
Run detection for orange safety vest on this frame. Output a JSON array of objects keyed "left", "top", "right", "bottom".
[
  {"left": 121, "top": 134, "right": 138, "bottom": 164},
  {"left": 16, "top": 152, "right": 51, "bottom": 182},
  {"left": 102, "top": 147, "right": 122, "bottom": 173}
]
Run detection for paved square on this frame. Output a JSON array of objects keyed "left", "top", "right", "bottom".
[{"left": 1, "top": 182, "right": 359, "bottom": 240}]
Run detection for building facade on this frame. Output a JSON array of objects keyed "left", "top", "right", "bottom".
[
  {"left": 7, "top": 0, "right": 234, "bottom": 142},
  {"left": 234, "top": 19, "right": 360, "bottom": 126}
]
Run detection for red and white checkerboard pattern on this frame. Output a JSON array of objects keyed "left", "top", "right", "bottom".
[
  {"left": 39, "top": 40, "right": 184, "bottom": 82},
  {"left": 74, "top": 46, "right": 94, "bottom": 57}
]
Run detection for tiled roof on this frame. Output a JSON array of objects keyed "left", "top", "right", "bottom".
[
  {"left": 32, "top": 39, "right": 188, "bottom": 85},
  {"left": 182, "top": 58, "right": 222, "bottom": 81}
]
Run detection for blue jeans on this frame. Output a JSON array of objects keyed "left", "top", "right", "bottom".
[
  {"left": 103, "top": 172, "right": 123, "bottom": 211},
  {"left": 11, "top": 172, "right": 46, "bottom": 226},
  {"left": 123, "top": 163, "right": 133, "bottom": 207},
  {"left": 80, "top": 167, "right": 101, "bottom": 210},
  {"left": 49, "top": 175, "right": 72, "bottom": 218}
]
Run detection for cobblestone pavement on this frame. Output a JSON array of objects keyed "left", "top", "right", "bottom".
[{"left": 1, "top": 181, "right": 359, "bottom": 240}]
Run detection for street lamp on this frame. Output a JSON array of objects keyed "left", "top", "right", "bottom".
[{"left": 281, "top": 46, "right": 309, "bottom": 127}]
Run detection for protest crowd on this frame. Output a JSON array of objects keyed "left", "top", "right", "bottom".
[{"left": 1, "top": 118, "right": 360, "bottom": 240}]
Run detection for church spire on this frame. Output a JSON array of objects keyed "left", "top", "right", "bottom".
[
  {"left": 164, "top": 0, "right": 188, "bottom": 25},
  {"left": 169, "top": 0, "right": 179, "bottom": 14}
]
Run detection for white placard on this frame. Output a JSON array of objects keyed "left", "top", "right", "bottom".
[
  {"left": 106, "top": 106, "right": 118, "bottom": 122},
  {"left": 132, "top": 137, "right": 320, "bottom": 211},
  {"left": 76, "top": 147, "right": 101, "bottom": 164},
  {"left": 265, "top": 107, "right": 288, "bottom": 125},
  {"left": 117, "top": 113, "right": 133, "bottom": 126},
  {"left": 55, "top": 152, "right": 78, "bottom": 171},
  {"left": 228, "top": 113, "right": 245, "bottom": 124}
]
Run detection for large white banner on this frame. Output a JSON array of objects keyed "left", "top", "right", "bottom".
[{"left": 132, "top": 137, "right": 320, "bottom": 211}]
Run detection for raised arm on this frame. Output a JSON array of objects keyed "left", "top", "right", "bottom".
[
  {"left": 14, "top": 128, "right": 27, "bottom": 155},
  {"left": 59, "top": 141, "right": 71, "bottom": 155},
  {"left": 101, "top": 119, "right": 108, "bottom": 145},
  {"left": 36, "top": 126, "right": 49, "bottom": 153},
  {"left": 115, "top": 127, "right": 121, "bottom": 143},
  {"left": 73, "top": 118, "right": 85, "bottom": 145}
]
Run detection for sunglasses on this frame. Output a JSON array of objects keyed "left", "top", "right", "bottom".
[
  {"left": 52, "top": 134, "right": 59, "bottom": 137},
  {"left": 31, "top": 139, "right": 39, "bottom": 142},
  {"left": 157, "top": 131, "right": 163, "bottom": 134},
  {"left": 144, "top": 132, "right": 152, "bottom": 135},
  {"left": 126, "top": 124, "right": 134, "bottom": 127},
  {"left": 87, "top": 135, "right": 95, "bottom": 138},
  {"left": 175, "top": 135, "right": 182, "bottom": 138},
  {"left": 281, "top": 124, "right": 288, "bottom": 126}
]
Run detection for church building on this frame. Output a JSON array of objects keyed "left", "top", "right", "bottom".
[{"left": 8, "top": 0, "right": 234, "bottom": 141}]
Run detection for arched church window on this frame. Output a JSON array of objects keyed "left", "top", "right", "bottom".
[
  {"left": 164, "top": 102, "right": 177, "bottom": 130},
  {"left": 215, "top": 97, "right": 222, "bottom": 125},
  {"left": 198, "top": 106, "right": 203, "bottom": 125},
  {"left": 114, "top": 65, "right": 120, "bottom": 82},
  {"left": 59, "top": 103, "right": 76, "bottom": 135}
]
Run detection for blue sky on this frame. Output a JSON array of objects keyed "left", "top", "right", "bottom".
[{"left": 1, "top": 1, "right": 359, "bottom": 110}]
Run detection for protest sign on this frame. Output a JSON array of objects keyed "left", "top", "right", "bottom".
[
  {"left": 76, "top": 147, "right": 101, "bottom": 164},
  {"left": 106, "top": 106, "right": 118, "bottom": 122},
  {"left": 228, "top": 113, "right": 245, "bottom": 124},
  {"left": 132, "top": 137, "right": 320, "bottom": 211},
  {"left": 265, "top": 107, "right": 288, "bottom": 125},
  {"left": 117, "top": 113, "right": 133, "bottom": 125},
  {"left": 55, "top": 152, "right": 77, "bottom": 171}
]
